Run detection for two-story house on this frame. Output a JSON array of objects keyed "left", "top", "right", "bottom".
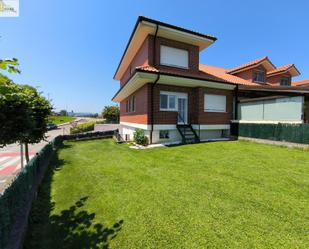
[{"left": 112, "top": 16, "right": 309, "bottom": 144}]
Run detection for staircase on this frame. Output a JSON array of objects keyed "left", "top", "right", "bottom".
[{"left": 176, "top": 124, "right": 200, "bottom": 144}]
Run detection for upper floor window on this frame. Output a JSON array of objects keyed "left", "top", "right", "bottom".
[
  {"left": 204, "top": 94, "right": 226, "bottom": 112},
  {"left": 280, "top": 77, "right": 290, "bottom": 86},
  {"left": 160, "top": 45, "right": 189, "bottom": 69},
  {"left": 253, "top": 70, "right": 265, "bottom": 83}
]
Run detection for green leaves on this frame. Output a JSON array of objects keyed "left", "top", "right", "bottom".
[
  {"left": 0, "top": 59, "right": 52, "bottom": 147},
  {"left": 0, "top": 58, "right": 21, "bottom": 74}
]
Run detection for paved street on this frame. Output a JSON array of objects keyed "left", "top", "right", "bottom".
[{"left": 0, "top": 124, "right": 71, "bottom": 193}]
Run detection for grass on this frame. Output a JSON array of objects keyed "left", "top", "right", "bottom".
[
  {"left": 48, "top": 115, "right": 75, "bottom": 125},
  {"left": 24, "top": 139, "right": 309, "bottom": 249}
]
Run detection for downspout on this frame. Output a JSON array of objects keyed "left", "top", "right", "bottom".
[
  {"left": 150, "top": 24, "right": 160, "bottom": 144},
  {"left": 234, "top": 84, "right": 239, "bottom": 120},
  {"left": 234, "top": 84, "right": 239, "bottom": 137}
]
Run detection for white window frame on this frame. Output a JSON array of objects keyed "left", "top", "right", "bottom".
[
  {"left": 204, "top": 94, "right": 227, "bottom": 113},
  {"left": 160, "top": 91, "right": 187, "bottom": 111},
  {"left": 160, "top": 45, "right": 189, "bottom": 69}
]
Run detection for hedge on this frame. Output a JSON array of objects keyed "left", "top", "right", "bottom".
[
  {"left": 70, "top": 122, "right": 96, "bottom": 134},
  {"left": 231, "top": 123, "right": 309, "bottom": 144},
  {"left": 0, "top": 138, "right": 63, "bottom": 249},
  {"left": 0, "top": 131, "right": 117, "bottom": 249}
]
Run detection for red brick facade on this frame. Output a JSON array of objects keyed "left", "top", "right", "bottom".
[
  {"left": 120, "top": 35, "right": 200, "bottom": 87},
  {"left": 267, "top": 73, "right": 291, "bottom": 86},
  {"left": 120, "top": 83, "right": 233, "bottom": 125},
  {"left": 120, "top": 84, "right": 150, "bottom": 124}
]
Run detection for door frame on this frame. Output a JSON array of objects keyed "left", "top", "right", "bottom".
[{"left": 177, "top": 96, "right": 188, "bottom": 124}]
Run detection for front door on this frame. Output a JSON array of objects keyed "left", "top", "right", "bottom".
[{"left": 178, "top": 98, "right": 188, "bottom": 124}]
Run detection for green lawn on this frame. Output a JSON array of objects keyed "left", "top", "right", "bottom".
[
  {"left": 24, "top": 139, "right": 309, "bottom": 249},
  {"left": 48, "top": 115, "right": 75, "bottom": 125}
]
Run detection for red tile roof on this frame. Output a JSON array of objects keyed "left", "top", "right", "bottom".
[
  {"left": 266, "top": 64, "right": 300, "bottom": 76},
  {"left": 136, "top": 65, "right": 225, "bottom": 83},
  {"left": 292, "top": 79, "right": 309, "bottom": 86},
  {"left": 136, "top": 65, "right": 259, "bottom": 86},
  {"left": 226, "top": 56, "right": 271, "bottom": 74},
  {"left": 199, "top": 64, "right": 257, "bottom": 86}
]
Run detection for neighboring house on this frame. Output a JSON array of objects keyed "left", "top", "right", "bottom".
[
  {"left": 112, "top": 16, "right": 309, "bottom": 144},
  {"left": 293, "top": 80, "right": 309, "bottom": 87}
]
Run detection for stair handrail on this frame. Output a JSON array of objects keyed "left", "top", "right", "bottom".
[{"left": 177, "top": 112, "right": 187, "bottom": 138}]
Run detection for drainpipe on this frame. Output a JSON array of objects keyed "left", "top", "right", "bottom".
[
  {"left": 234, "top": 84, "right": 239, "bottom": 137},
  {"left": 150, "top": 24, "right": 159, "bottom": 144},
  {"left": 234, "top": 84, "right": 239, "bottom": 120}
]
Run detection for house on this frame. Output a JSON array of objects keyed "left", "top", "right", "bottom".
[{"left": 112, "top": 16, "right": 309, "bottom": 144}]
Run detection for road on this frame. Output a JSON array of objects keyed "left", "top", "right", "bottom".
[{"left": 0, "top": 118, "right": 90, "bottom": 193}]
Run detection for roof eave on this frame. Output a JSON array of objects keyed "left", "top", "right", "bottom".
[{"left": 113, "top": 16, "right": 217, "bottom": 81}]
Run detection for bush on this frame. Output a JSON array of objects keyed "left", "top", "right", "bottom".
[
  {"left": 70, "top": 122, "right": 96, "bottom": 134},
  {"left": 133, "top": 129, "right": 148, "bottom": 146}
]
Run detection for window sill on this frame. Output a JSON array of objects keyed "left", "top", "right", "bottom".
[
  {"left": 160, "top": 109, "right": 177, "bottom": 112},
  {"left": 160, "top": 63, "right": 189, "bottom": 70},
  {"left": 204, "top": 110, "right": 227, "bottom": 113}
]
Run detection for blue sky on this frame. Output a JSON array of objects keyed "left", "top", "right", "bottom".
[{"left": 1, "top": 0, "right": 308, "bottom": 113}]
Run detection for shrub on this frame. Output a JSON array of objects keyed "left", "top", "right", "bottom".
[
  {"left": 70, "top": 122, "right": 96, "bottom": 134},
  {"left": 133, "top": 129, "right": 148, "bottom": 146}
]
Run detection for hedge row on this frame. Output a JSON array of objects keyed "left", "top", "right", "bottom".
[
  {"left": 231, "top": 123, "right": 309, "bottom": 144},
  {"left": 70, "top": 122, "right": 96, "bottom": 134},
  {"left": 0, "top": 138, "right": 63, "bottom": 249}
]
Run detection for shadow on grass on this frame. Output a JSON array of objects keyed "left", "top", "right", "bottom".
[{"left": 24, "top": 144, "right": 123, "bottom": 249}]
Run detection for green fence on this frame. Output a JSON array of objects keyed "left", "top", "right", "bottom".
[
  {"left": 0, "top": 137, "right": 63, "bottom": 249},
  {"left": 231, "top": 123, "right": 309, "bottom": 144}
]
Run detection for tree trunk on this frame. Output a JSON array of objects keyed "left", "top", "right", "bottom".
[{"left": 24, "top": 143, "right": 30, "bottom": 163}]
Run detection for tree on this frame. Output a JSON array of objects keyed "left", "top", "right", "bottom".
[
  {"left": 59, "top": 109, "right": 68, "bottom": 116},
  {"left": 0, "top": 59, "right": 28, "bottom": 146},
  {"left": 0, "top": 58, "right": 52, "bottom": 162},
  {"left": 102, "top": 105, "right": 119, "bottom": 123},
  {"left": 20, "top": 85, "right": 52, "bottom": 162}
]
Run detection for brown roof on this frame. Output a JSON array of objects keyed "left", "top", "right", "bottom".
[
  {"left": 226, "top": 56, "right": 272, "bottom": 74},
  {"left": 292, "top": 79, "right": 309, "bottom": 86}
]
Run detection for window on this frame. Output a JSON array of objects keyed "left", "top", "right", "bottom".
[
  {"left": 253, "top": 70, "right": 265, "bottom": 83},
  {"left": 126, "top": 100, "right": 129, "bottom": 113},
  {"left": 160, "top": 93, "right": 177, "bottom": 110},
  {"left": 280, "top": 77, "right": 290, "bottom": 86},
  {"left": 160, "top": 45, "right": 189, "bottom": 69},
  {"left": 204, "top": 94, "right": 226, "bottom": 112},
  {"left": 132, "top": 96, "right": 136, "bottom": 112},
  {"left": 159, "top": 130, "right": 170, "bottom": 139}
]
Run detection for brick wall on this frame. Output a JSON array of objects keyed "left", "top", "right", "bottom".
[
  {"left": 119, "top": 84, "right": 150, "bottom": 124},
  {"left": 152, "top": 84, "right": 233, "bottom": 125},
  {"left": 119, "top": 83, "right": 234, "bottom": 126},
  {"left": 120, "top": 37, "right": 150, "bottom": 86},
  {"left": 195, "top": 87, "right": 234, "bottom": 124},
  {"left": 267, "top": 73, "right": 291, "bottom": 86},
  {"left": 149, "top": 35, "right": 199, "bottom": 73},
  {"left": 234, "top": 65, "right": 266, "bottom": 83}
]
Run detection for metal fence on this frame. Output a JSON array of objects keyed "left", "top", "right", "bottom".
[{"left": 231, "top": 122, "right": 309, "bottom": 144}]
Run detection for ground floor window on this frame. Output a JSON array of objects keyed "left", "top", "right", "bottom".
[
  {"left": 159, "top": 130, "right": 170, "bottom": 139},
  {"left": 204, "top": 94, "right": 226, "bottom": 112},
  {"left": 160, "top": 93, "right": 177, "bottom": 111}
]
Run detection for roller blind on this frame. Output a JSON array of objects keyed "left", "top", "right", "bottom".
[
  {"left": 160, "top": 45, "right": 189, "bottom": 68},
  {"left": 204, "top": 94, "right": 226, "bottom": 112}
]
